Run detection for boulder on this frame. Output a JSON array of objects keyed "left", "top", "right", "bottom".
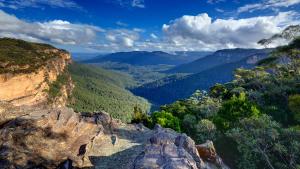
[
  {"left": 196, "top": 141, "right": 217, "bottom": 163},
  {"left": 133, "top": 125, "right": 204, "bottom": 169},
  {"left": 133, "top": 125, "right": 230, "bottom": 169},
  {"left": 0, "top": 107, "right": 103, "bottom": 168},
  {"left": 196, "top": 141, "right": 230, "bottom": 169}
]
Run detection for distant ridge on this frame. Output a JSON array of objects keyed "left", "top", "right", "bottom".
[
  {"left": 132, "top": 51, "right": 272, "bottom": 105},
  {"left": 82, "top": 51, "right": 209, "bottom": 66},
  {"left": 166, "top": 48, "right": 273, "bottom": 73}
]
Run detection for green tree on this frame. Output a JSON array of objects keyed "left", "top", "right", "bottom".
[
  {"left": 160, "top": 101, "right": 188, "bottom": 120},
  {"left": 151, "top": 111, "right": 181, "bottom": 132},
  {"left": 182, "top": 114, "right": 197, "bottom": 136},
  {"left": 289, "top": 94, "right": 300, "bottom": 123},
  {"left": 209, "top": 83, "right": 228, "bottom": 98},
  {"left": 195, "top": 119, "right": 217, "bottom": 143},
  {"left": 227, "top": 115, "right": 300, "bottom": 169},
  {"left": 213, "top": 92, "right": 261, "bottom": 131}
]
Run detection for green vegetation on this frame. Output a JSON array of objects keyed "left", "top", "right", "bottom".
[
  {"left": 213, "top": 93, "right": 261, "bottom": 131},
  {"left": 68, "top": 63, "right": 150, "bottom": 123},
  {"left": 0, "top": 38, "right": 63, "bottom": 73},
  {"left": 47, "top": 70, "right": 69, "bottom": 103},
  {"left": 288, "top": 94, "right": 300, "bottom": 123},
  {"left": 227, "top": 115, "right": 300, "bottom": 169},
  {"left": 133, "top": 37, "right": 300, "bottom": 169},
  {"left": 93, "top": 61, "right": 174, "bottom": 85},
  {"left": 151, "top": 111, "right": 181, "bottom": 132}
]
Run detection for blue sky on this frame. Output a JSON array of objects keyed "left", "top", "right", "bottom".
[{"left": 0, "top": 0, "right": 300, "bottom": 52}]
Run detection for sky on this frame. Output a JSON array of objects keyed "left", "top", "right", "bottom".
[{"left": 0, "top": 0, "right": 300, "bottom": 53}]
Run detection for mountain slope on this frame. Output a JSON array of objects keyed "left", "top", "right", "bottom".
[
  {"left": 132, "top": 52, "right": 270, "bottom": 105},
  {"left": 83, "top": 51, "right": 200, "bottom": 66},
  {"left": 167, "top": 48, "right": 272, "bottom": 73},
  {"left": 68, "top": 63, "right": 150, "bottom": 122}
]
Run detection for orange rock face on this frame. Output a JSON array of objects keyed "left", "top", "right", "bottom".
[
  {"left": 196, "top": 141, "right": 217, "bottom": 162},
  {"left": 0, "top": 49, "right": 72, "bottom": 107}
]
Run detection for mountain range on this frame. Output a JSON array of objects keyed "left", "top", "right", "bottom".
[
  {"left": 132, "top": 49, "right": 272, "bottom": 105},
  {"left": 167, "top": 48, "right": 273, "bottom": 73},
  {"left": 83, "top": 51, "right": 210, "bottom": 66}
]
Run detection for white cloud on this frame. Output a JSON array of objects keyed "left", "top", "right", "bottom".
[
  {"left": 1, "top": 6, "right": 299, "bottom": 53},
  {"left": 104, "top": 29, "right": 140, "bottom": 48},
  {"left": 0, "top": 10, "right": 102, "bottom": 45},
  {"left": 108, "top": 0, "right": 145, "bottom": 8},
  {"left": 207, "top": 0, "right": 226, "bottom": 4},
  {"left": 0, "top": 0, "right": 80, "bottom": 9},
  {"left": 238, "top": 0, "right": 300, "bottom": 13},
  {"left": 162, "top": 11, "right": 300, "bottom": 51},
  {"left": 131, "top": 0, "right": 145, "bottom": 8},
  {"left": 215, "top": 8, "right": 225, "bottom": 13},
  {"left": 116, "top": 21, "right": 128, "bottom": 27},
  {"left": 150, "top": 33, "right": 158, "bottom": 39}
]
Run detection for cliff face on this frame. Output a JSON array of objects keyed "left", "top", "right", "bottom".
[{"left": 0, "top": 48, "right": 72, "bottom": 107}]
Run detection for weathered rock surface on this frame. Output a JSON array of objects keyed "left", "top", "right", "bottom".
[
  {"left": 0, "top": 103, "right": 155, "bottom": 169},
  {"left": 0, "top": 106, "right": 101, "bottom": 168},
  {"left": 196, "top": 141, "right": 230, "bottom": 169},
  {"left": 0, "top": 104, "right": 229, "bottom": 169},
  {"left": 133, "top": 125, "right": 229, "bottom": 169},
  {"left": 0, "top": 49, "right": 72, "bottom": 107}
]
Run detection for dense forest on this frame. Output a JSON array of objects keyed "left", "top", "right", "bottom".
[
  {"left": 68, "top": 63, "right": 150, "bottom": 122},
  {"left": 92, "top": 61, "right": 174, "bottom": 85},
  {"left": 132, "top": 37, "right": 300, "bottom": 169}
]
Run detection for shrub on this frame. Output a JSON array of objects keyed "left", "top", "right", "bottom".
[
  {"left": 213, "top": 92, "right": 261, "bottom": 131},
  {"left": 151, "top": 111, "right": 181, "bottom": 132},
  {"left": 195, "top": 119, "right": 217, "bottom": 143},
  {"left": 182, "top": 114, "right": 197, "bottom": 136},
  {"left": 288, "top": 94, "right": 300, "bottom": 123},
  {"left": 131, "top": 106, "right": 153, "bottom": 127}
]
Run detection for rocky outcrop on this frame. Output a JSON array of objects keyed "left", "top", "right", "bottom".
[
  {"left": 0, "top": 102, "right": 229, "bottom": 169},
  {"left": 133, "top": 125, "right": 229, "bottom": 169},
  {"left": 0, "top": 49, "right": 72, "bottom": 107},
  {"left": 0, "top": 103, "right": 154, "bottom": 169},
  {"left": 0, "top": 106, "right": 101, "bottom": 168},
  {"left": 196, "top": 141, "right": 229, "bottom": 169}
]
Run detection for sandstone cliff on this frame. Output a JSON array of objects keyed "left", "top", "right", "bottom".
[{"left": 0, "top": 39, "right": 73, "bottom": 107}]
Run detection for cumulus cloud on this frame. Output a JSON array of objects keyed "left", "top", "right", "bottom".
[
  {"left": 0, "top": 10, "right": 103, "bottom": 45},
  {"left": 238, "top": 0, "right": 300, "bottom": 13},
  {"left": 162, "top": 11, "right": 300, "bottom": 50},
  {"left": 90, "top": 29, "right": 141, "bottom": 52},
  {"left": 0, "top": 0, "right": 80, "bottom": 9}
]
